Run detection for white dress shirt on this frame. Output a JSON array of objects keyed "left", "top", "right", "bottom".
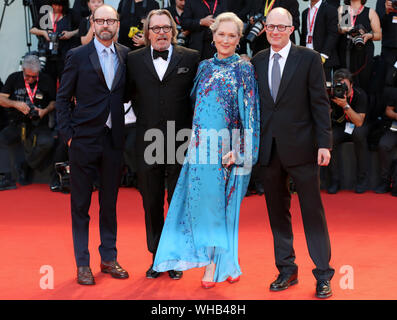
[
  {"left": 268, "top": 41, "right": 292, "bottom": 93},
  {"left": 151, "top": 45, "right": 173, "bottom": 81}
]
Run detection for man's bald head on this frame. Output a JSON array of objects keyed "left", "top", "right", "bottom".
[
  {"left": 93, "top": 4, "right": 119, "bottom": 20},
  {"left": 266, "top": 7, "right": 293, "bottom": 26}
]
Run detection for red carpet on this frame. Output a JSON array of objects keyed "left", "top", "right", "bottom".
[{"left": 0, "top": 184, "right": 396, "bottom": 300}]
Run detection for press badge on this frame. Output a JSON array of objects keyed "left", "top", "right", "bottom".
[
  {"left": 392, "top": 16, "right": 397, "bottom": 24},
  {"left": 345, "top": 122, "right": 355, "bottom": 134},
  {"left": 36, "top": 93, "right": 43, "bottom": 100}
]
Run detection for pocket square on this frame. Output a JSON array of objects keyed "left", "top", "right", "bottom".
[{"left": 177, "top": 67, "right": 190, "bottom": 74}]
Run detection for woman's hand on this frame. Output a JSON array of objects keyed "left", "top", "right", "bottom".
[
  {"left": 222, "top": 151, "right": 236, "bottom": 168},
  {"left": 132, "top": 33, "right": 145, "bottom": 47}
]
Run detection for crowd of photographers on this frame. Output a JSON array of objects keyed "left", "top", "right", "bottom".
[{"left": 0, "top": 0, "right": 396, "bottom": 197}]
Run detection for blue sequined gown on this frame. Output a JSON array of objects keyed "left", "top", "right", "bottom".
[{"left": 153, "top": 53, "right": 260, "bottom": 282}]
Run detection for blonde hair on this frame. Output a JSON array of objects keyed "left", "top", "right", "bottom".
[
  {"left": 210, "top": 12, "right": 244, "bottom": 37},
  {"left": 143, "top": 9, "right": 178, "bottom": 46}
]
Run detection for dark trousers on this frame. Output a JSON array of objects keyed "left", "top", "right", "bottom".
[
  {"left": 262, "top": 141, "right": 334, "bottom": 281},
  {"left": 69, "top": 129, "right": 123, "bottom": 267},
  {"left": 378, "top": 130, "right": 397, "bottom": 182},
  {"left": 137, "top": 161, "right": 182, "bottom": 260},
  {"left": 329, "top": 124, "right": 370, "bottom": 183}
]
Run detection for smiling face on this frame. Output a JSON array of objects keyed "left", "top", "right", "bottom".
[
  {"left": 265, "top": 9, "right": 294, "bottom": 52},
  {"left": 148, "top": 14, "right": 173, "bottom": 51},
  {"left": 213, "top": 20, "right": 240, "bottom": 59},
  {"left": 88, "top": 0, "right": 104, "bottom": 13}
]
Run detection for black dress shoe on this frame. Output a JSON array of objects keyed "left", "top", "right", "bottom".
[
  {"left": 146, "top": 265, "right": 161, "bottom": 279},
  {"left": 77, "top": 266, "right": 95, "bottom": 285},
  {"left": 168, "top": 270, "right": 183, "bottom": 280},
  {"left": 255, "top": 182, "right": 265, "bottom": 195},
  {"left": 0, "top": 174, "right": 17, "bottom": 191},
  {"left": 316, "top": 280, "right": 332, "bottom": 298},
  {"left": 374, "top": 181, "right": 391, "bottom": 194},
  {"left": 355, "top": 178, "right": 369, "bottom": 194},
  {"left": 270, "top": 273, "right": 298, "bottom": 291},
  {"left": 327, "top": 181, "right": 339, "bottom": 194},
  {"left": 100, "top": 261, "right": 129, "bottom": 279}
]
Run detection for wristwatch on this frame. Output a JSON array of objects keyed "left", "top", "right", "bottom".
[{"left": 343, "top": 104, "right": 351, "bottom": 111}]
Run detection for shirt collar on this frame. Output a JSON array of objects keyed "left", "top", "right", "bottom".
[
  {"left": 309, "top": 0, "right": 322, "bottom": 10},
  {"left": 270, "top": 40, "right": 292, "bottom": 61},
  {"left": 94, "top": 37, "right": 116, "bottom": 54},
  {"left": 151, "top": 44, "right": 173, "bottom": 61}
]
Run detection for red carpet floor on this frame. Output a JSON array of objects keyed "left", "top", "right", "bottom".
[{"left": 0, "top": 184, "right": 396, "bottom": 300}]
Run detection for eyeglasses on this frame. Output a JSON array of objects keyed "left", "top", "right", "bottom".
[
  {"left": 23, "top": 73, "right": 38, "bottom": 80},
  {"left": 149, "top": 25, "right": 172, "bottom": 34},
  {"left": 265, "top": 24, "right": 292, "bottom": 32},
  {"left": 93, "top": 18, "right": 119, "bottom": 25}
]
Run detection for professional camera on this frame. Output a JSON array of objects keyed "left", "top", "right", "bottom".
[
  {"left": 25, "top": 101, "right": 41, "bottom": 121},
  {"left": 48, "top": 31, "right": 62, "bottom": 56},
  {"left": 246, "top": 14, "right": 266, "bottom": 43},
  {"left": 176, "top": 25, "right": 188, "bottom": 47},
  {"left": 326, "top": 81, "right": 348, "bottom": 99},
  {"left": 347, "top": 24, "right": 366, "bottom": 49}
]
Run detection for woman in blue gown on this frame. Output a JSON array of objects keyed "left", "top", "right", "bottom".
[{"left": 153, "top": 12, "right": 260, "bottom": 287}]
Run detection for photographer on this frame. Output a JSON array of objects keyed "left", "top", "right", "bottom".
[
  {"left": 30, "top": 0, "right": 80, "bottom": 84},
  {"left": 0, "top": 55, "right": 56, "bottom": 191},
  {"left": 79, "top": 0, "right": 104, "bottom": 45},
  {"left": 117, "top": 0, "right": 159, "bottom": 50},
  {"left": 376, "top": 0, "right": 397, "bottom": 66},
  {"left": 180, "top": 0, "right": 228, "bottom": 60},
  {"left": 166, "top": 0, "right": 191, "bottom": 47},
  {"left": 327, "top": 68, "right": 370, "bottom": 194},
  {"left": 375, "top": 86, "right": 397, "bottom": 196},
  {"left": 337, "top": 0, "right": 382, "bottom": 93}
]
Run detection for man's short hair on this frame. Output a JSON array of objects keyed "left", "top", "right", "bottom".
[
  {"left": 334, "top": 68, "right": 353, "bottom": 84},
  {"left": 22, "top": 55, "right": 41, "bottom": 73}
]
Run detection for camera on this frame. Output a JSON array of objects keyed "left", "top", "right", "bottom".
[
  {"left": 246, "top": 14, "right": 266, "bottom": 43},
  {"left": 128, "top": 26, "right": 143, "bottom": 38},
  {"left": 347, "top": 25, "right": 366, "bottom": 49},
  {"left": 48, "top": 31, "right": 61, "bottom": 56},
  {"left": 176, "top": 25, "right": 188, "bottom": 47},
  {"left": 25, "top": 101, "right": 41, "bottom": 122},
  {"left": 326, "top": 81, "right": 348, "bottom": 99},
  {"left": 55, "top": 162, "right": 71, "bottom": 194},
  {"left": 392, "top": 0, "right": 397, "bottom": 9}
]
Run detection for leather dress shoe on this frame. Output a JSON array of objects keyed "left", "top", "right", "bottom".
[
  {"left": 146, "top": 265, "right": 161, "bottom": 279},
  {"left": 327, "top": 181, "right": 339, "bottom": 194},
  {"left": 374, "top": 181, "right": 391, "bottom": 194},
  {"left": 270, "top": 273, "right": 298, "bottom": 291},
  {"left": 168, "top": 270, "right": 183, "bottom": 280},
  {"left": 316, "top": 280, "right": 332, "bottom": 299},
  {"left": 100, "top": 261, "right": 129, "bottom": 279},
  {"left": 77, "top": 266, "right": 95, "bottom": 285}
]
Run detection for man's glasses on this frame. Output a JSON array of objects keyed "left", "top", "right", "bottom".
[
  {"left": 93, "top": 18, "right": 119, "bottom": 25},
  {"left": 265, "top": 24, "right": 292, "bottom": 32},
  {"left": 149, "top": 25, "right": 172, "bottom": 34},
  {"left": 24, "top": 73, "right": 38, "bottom": 80}
]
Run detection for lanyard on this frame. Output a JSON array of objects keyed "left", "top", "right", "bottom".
[
  {"left": 350, "top": 5, "right": 364, "bottom": 27},
  {"left": 264, "top": 0, "right": 276, "bottom": 17},
  {"left": 52, "top": 13, "right": 61, "bottom": 32},
  {"left": 202, "top": 0, "right": 218, "bottom": 15},
  {"left": 307, "top": 6, "right": 319, "bottom": 36},
  {"left": 24, "top": 78, "right": 39, "bottom": 105}
]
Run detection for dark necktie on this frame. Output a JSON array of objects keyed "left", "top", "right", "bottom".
[
  {"left": 271, "top": 53, "right": 281, "bottom": 102},
  {"left": 153, "top": 49, "right": 169, "bottom": 61}
]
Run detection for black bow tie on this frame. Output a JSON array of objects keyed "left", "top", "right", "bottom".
[{"left": 153, "top": 49, "right": 169, "bottom": 61}]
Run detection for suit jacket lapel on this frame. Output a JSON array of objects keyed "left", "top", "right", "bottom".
[
  {"left": 162, "top": 46, "right": 182, "bottom": 82},
  {"left": 111, "top": 43, "right": 125, "bottom": 91},
  {"left": 143, "top": 46, "right": 160, "bottom": 81},
  {"left": 275, "top": 44, "right": 301, "bottom": 104},
  {"left": 88, "top": 41, "right": 107, "bottom": 88}
]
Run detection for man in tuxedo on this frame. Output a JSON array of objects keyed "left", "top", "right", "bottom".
[
  {"left": 56, "top": 5, "right": 130, "bottom": 285},
  {"left": 300, "top": 0, "right": 340, "bottom": 81},
  {"left": 251, "top": 8, "right": 335, "bottom": 298},
  {"left": 126, "top": 9, "right": 200, "bottom": 279}
]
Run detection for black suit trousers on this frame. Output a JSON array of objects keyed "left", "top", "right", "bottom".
[
  {"left": 69, "top": 129, "right": 123, "bottom": 267},
  {"left": 262, "top": 141, "right": 335, "bottom": 281},
  {"left": 137, "top": 161, "right": 182, "bottom": 260}
]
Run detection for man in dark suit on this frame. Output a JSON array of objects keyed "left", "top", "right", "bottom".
[
  {"left": 300, "top": 0, "right": 340, "bottom": 81},
  {"left": 56, "top": 5, "right": 130, "bottom": 285},
  {"left": 181, "top": 0, "right": 228, "bottom": 60},
  {"left": 126, "top": 9, "right": 200, "bottom": 279},
  {"left": 251, "top": 8, "right": 335, "bottom": 298}
]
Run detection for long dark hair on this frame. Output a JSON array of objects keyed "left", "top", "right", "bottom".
[{"left": 343, "top": 0, "right": 367, "bottom": 5}]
